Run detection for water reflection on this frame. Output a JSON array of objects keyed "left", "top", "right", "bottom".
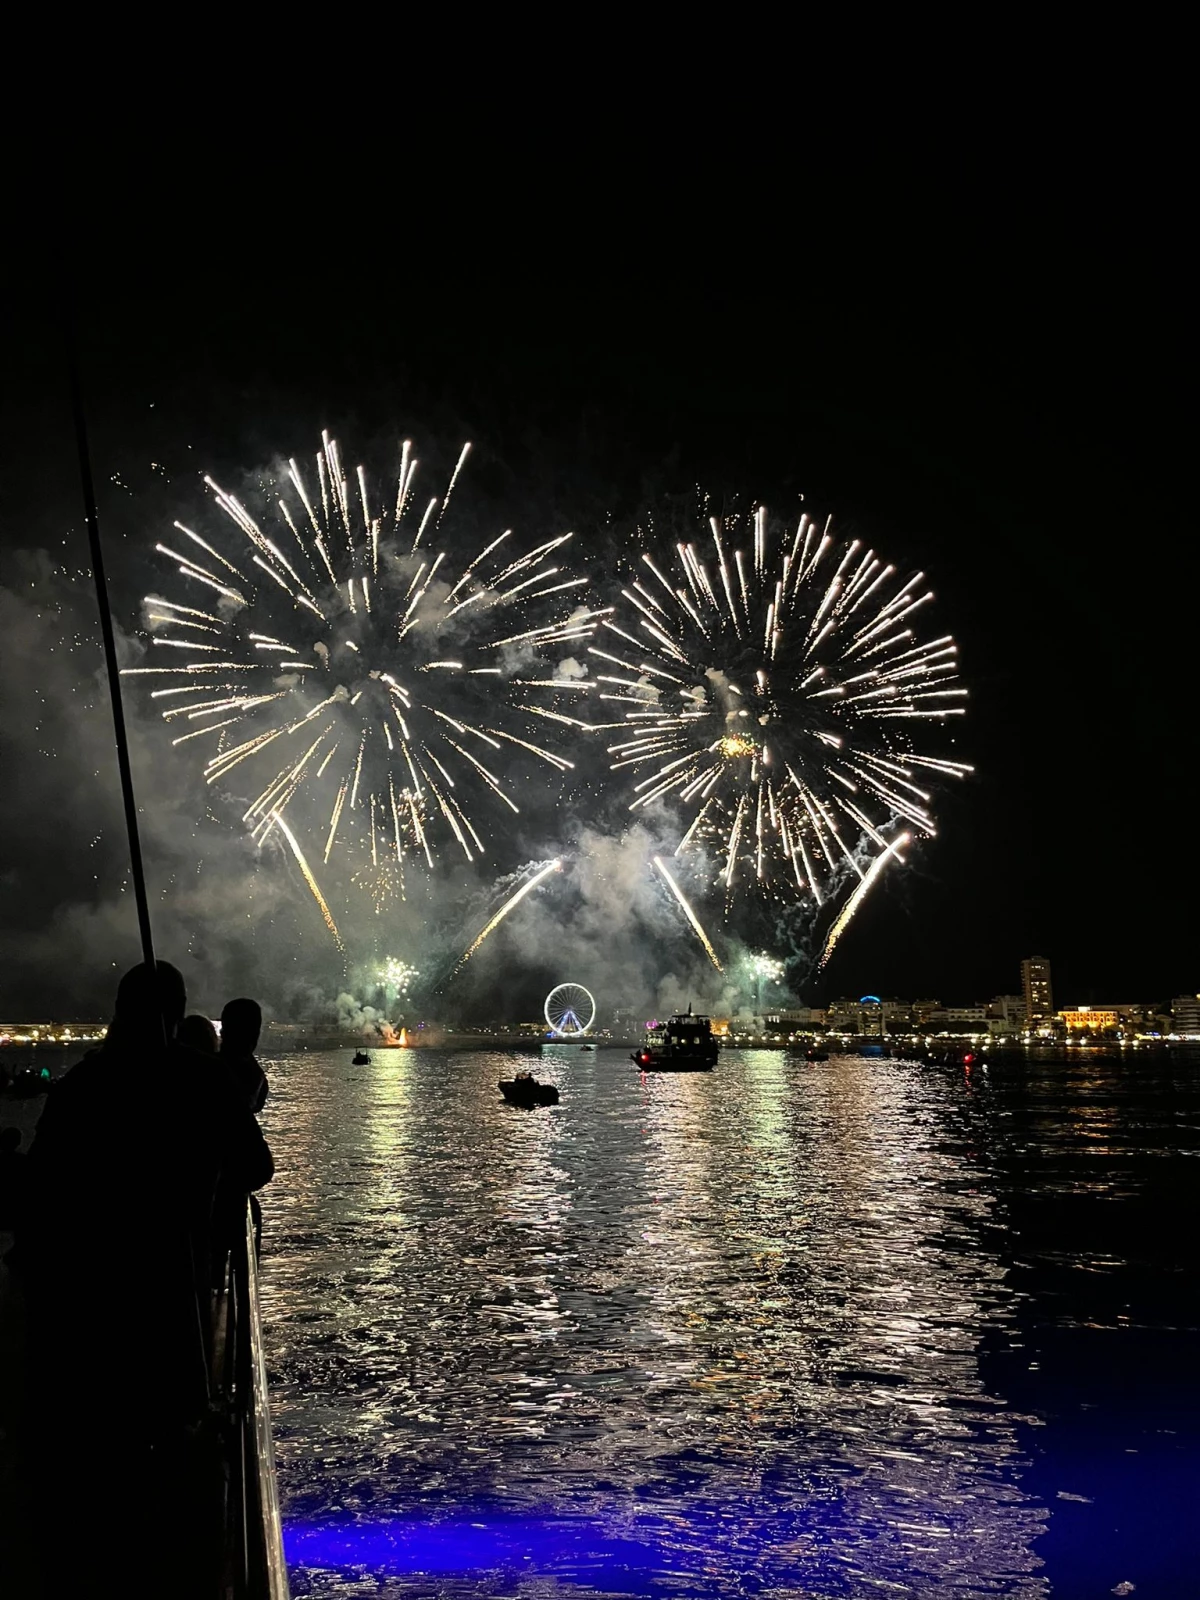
[{"left": 261, "top": 1049, "right": 1048, "bottom": 1595}]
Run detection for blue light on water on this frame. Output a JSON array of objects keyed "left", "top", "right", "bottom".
[
  {"left": 285, "top": 1515, "right": 669, "bottom": 1587},
  {"left": 284, "top": 1502, "right": 895, "bottom": 1594}
]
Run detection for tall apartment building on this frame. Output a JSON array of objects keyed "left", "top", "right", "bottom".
[
  {"left": 1172, "top": 995, "right": 1200, "bottom": 1036},
  {"left": 1021, "top": 957, "right": 1054, "bottom": 1024}
]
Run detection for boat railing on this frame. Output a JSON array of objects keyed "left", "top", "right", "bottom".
[{"left": 210, "top": 1202, "right": 290, "bottom": 1600}]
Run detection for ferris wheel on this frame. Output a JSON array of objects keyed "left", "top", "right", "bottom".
[{"left": 544, "top": 983, "right": 596, "bottom": 1037}]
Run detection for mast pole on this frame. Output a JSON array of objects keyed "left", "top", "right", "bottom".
[{"left": 68, "top": 340, "right": 157, "bottom": 972}]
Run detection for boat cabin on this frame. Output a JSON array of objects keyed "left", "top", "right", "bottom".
[{"left": 646, "top": 1010, "right": 713, "bottom": 1050}]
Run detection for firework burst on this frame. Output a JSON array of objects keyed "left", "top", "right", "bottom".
[
  {"left": 559, "top": 502, "right": 970, "bottom": 949},
  {"left": 378, "top": 956, "right": 419, "bottom": 996},
  {"left": 127, "top": 434, "right": 606, "bottom": 928}
]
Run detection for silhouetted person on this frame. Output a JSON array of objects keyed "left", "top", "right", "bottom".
[
  {"left": 16, "top": 960, "right": 273, "bottom": 1598},
  {"left": 212, "top": 998, "right": 268, "bottom": 1278},
  {"left": 178, "top": 1012, "right": 219, "bottom": 1053},
  {"left": 220, "top": 996, "right": 268, "bottom": 1112}
]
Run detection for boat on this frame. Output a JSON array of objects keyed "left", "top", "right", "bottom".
[
  {"left": 352, "top": 1049, "right": 370, "bottom": 1065},
  {"left": 499, "top": 1071, "right": 559, "bottom": 1107},
  {"left": 579, "top": 1043, "right": 596, "bottom": 1052},
  {"left": 805, "top": 1048, "right": 830, "bottom": 1062},
  {"left": 632, "top": 1005, "right": 718, "bottom": 1072}
]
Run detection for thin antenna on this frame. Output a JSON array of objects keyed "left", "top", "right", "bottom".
[
  {"left": 68, "top": 337, "right": 157, "bottom": 972},
  {"left": 69, "top": 331, "right": 203, "bottom": 1398}
]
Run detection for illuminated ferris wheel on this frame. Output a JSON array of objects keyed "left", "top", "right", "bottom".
[{"left": 544, "top": 983, "right": 596, "bottom": 1037}]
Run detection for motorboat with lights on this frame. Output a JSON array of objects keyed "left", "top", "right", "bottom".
[
  {"left": 632, "top": 1005, "right": 719, "bottom": 1072},
  {"left": 499, "top": 1071, "right": 560, "bottom": 1106}
]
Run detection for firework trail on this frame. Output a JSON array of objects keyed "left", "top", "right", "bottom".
[
  {"left": 818, "top": 832, "right": 910, "bottom": 968},
  {"left": 269, "top": 810, "right": 342, "bottom": 948},
  {"left": 450, "top": 857, "right": 562, "bottom": 976},
  {"left": 551, "top": 502, "right": 968, "bottom": 950},
  {"left": 652, "top": 855, "right": 723, "bottom": 971},
  {"left": 128, "top": 435, "right": 606, "bottom": 930}
]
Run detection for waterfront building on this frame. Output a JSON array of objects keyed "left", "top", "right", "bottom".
[
  {"left": 826, "top": 997, "right": 909, "bottom": 1034},
  {"left": 1058, "top": 1003, "right": 1157, "bottom": 1036},
  {"left": 825, "top": 999, "right": 859, "bottom": 1032},
  {"left": 925, "top": 1006, "right": 988, "bottom": 1034},
  {"left": 1021, "top": 957, "right": 1054, "bottom": 1025},
  {"left": 946, "top": 1006, "right": 987, "bottom": 1025},
  {"left": 1114, "top": 1003, "right": 1159, "bottom": 1032},
  {"left": 1171, "top": 995, "right": 1200, "bottom": 1036},
  {"left": 1059, "top": 1006, "right": 1119, "bottom": 1032},
  {"left": 765, "top": 1007, "right": 817, "bottom": 1029},
  {"left": 987, "top": 994, "right": 1027, "bottom": 1032}
]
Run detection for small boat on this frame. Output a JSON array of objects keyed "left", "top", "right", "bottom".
[
  {"left": 632, "top": 1005, "right": 718, "bottom": 1072},
  {"left": 499, "top": 1072, "right": 559, "bottom": 1107},
  {"left": 352, "top": 1050, "right": 371, "bottom": 1065},
  {"left": 579, "top": 1043, "right": 596, "bottom": 1052},
  {"left": 805, "top": 1049, "right": 830, "bottom": 1062}
]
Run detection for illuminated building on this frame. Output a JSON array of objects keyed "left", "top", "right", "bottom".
[
  {"left": 764, "top": 1007, "right": 817, "bottom": 1031},
  {"left": 826, "top": 997, "right": 908, "bottom": 1035},
  {"left": 1021, "top": 957, "right": 1054, "bottom": 1025},
  {"left": 946, "top": 1006, "right": 986, "bottom": 1026},
  {"left": 924, "top": 1005, "right": 987, "bottom": 1034},
  {"left": 1059, "top": 1006, "right": 1119, "bottom": 1032},
  {"left": 1171, "top": 995, "right": 1200, "bottom": 1036}
]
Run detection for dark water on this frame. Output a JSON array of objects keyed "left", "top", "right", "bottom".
[{"left": 256, "top": 1047, "right": 1200, "bottom": 1598}]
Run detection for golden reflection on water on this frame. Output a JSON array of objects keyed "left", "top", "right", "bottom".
[{"left": 260, "top": 1048, "right": 1049, "bottom": 1595}]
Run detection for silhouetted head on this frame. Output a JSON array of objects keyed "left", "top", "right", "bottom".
[
  {"left": 220, "top": 997, "right": 262, "bottom": 1057},
  {"left": 178, "top": 1014, "right": 219, "bottom": 1054},
  {"left": 110, "top": 960, "right": 187, "bottom": 1047}
]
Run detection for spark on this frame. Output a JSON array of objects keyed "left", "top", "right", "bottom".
[
  {"left": 652, "top": 855, "right": 723, "bottom": 972},
  {"left": 352, "top": 855, "right": 404, "bottom": 913},
  {"left": 749, "top": 951, "right": 784, "bottom": 984},
  {"left": 378, "top": 956, "right": 418, "bottom": 994}
]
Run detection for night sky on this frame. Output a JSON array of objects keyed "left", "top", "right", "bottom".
[{"left": 1, "top": 148, "right": 1192, "bottom": 1017}]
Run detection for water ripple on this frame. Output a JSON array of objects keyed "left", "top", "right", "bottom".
[{"left": 261, "top": 1049, "right": 1054, "bottom": 1596}]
